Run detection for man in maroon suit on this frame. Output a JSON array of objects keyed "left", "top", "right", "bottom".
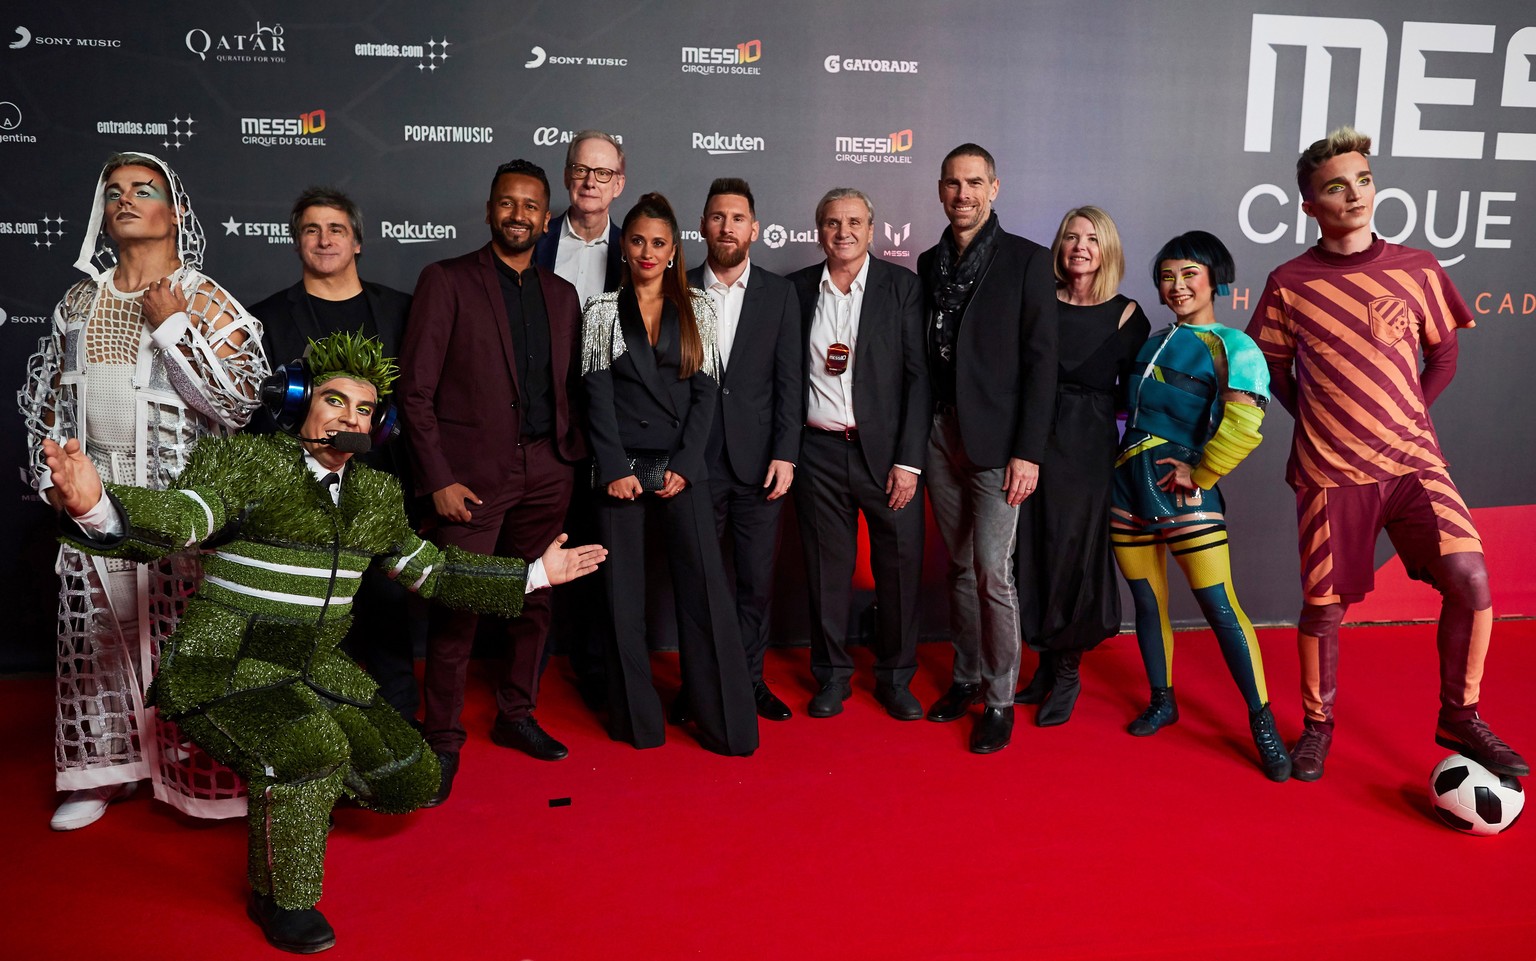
[{"left": 400, "top": 159, "right": 586, "bottom": 804}]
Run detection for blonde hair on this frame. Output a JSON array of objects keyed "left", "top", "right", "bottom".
[
  {"left": 1297, "top": 126, "right": 1373, "bottom": 199},
  {"left": 1050, "top": 206, "right": 1125, "bottom": 304}
]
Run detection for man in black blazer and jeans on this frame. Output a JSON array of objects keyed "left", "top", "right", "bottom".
[
  {"left": 918, "top": 144, "right": 1058, "bottom": 754},
  {"left": 250, "top": 186, "right": 420, "bottom": 720},
  {"left": 687, "top": 178, "right": 803, "bottom": 721},
  {"left": 789, "top": 188, "right": 930, "bottom": 721}
]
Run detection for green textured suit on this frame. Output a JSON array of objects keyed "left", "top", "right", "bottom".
[{"left": 64, "top": 430, "right": 529, "bottom": 909}]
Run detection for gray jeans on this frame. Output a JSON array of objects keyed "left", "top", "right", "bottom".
[{"left": 927, "top": 412, "right": 1022, "bottom": 708}]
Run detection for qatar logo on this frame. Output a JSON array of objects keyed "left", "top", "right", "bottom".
[{"left": 186, "top": 21, "right": 285, "bottom": 63}]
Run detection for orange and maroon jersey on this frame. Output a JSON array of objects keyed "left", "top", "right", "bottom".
[{"left": 1246, "top": 238, "right": 1473, "bottom": 489}]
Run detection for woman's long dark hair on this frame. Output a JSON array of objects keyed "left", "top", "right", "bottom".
[{"left": 620, "top": 192, "right": 702, "bottom": 378}]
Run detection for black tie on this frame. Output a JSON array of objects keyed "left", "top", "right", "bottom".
[{"left": 321, "top": 472, "right": 341, "bottom": 498}]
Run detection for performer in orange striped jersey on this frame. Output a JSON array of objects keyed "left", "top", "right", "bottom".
[{"left": 1246, "top": 126, "right": 1527, "bottom": 782}]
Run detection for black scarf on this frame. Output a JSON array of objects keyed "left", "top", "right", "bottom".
[{"left": 928, "top": 211, "right": 1000, "bottom": 404}]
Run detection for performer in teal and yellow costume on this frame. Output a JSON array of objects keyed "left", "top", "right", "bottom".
[
  {"left": 1110, "top": 231, "right": 1290, "bottom": 781},
  {"left": 40, "top": 332, "right": 606, "bottom": 954}
]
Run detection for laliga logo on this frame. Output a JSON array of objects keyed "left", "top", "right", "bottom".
[{"left": 762, "top": 224, "right": 788, "bottom": 250}]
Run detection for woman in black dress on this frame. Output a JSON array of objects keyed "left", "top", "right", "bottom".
[
  {"left": 581, "top": 193, "right": 758, "bottom": 756},
  {"left": 1014, "top": 206, "right": 1150, "bottom": 724}
]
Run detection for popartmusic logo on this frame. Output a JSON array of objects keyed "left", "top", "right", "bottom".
[
  {"left": 834, "top": 128, "right": 913, "bottom": 164},
  {"left": 239, "top": 109, "right": 327, "bottom": 147},
  {"left": 681, "top": 39, "right": 762, "bottom": 76}
]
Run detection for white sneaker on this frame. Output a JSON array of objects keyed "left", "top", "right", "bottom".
[{"left": 50, "top": 781, "right": 138, "bottom": 831}]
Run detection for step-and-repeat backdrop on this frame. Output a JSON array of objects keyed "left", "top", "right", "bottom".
[{"left": 2, "top": 1, "right": 1531, "bottom": 669}]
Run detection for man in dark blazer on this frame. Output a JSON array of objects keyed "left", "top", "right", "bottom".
[
  {"left": 918, "top": 143, "right": 1058, "bottom": 754},
  {"left": 251, "top": 186, "right": 420, "bottom": 720},
  {"left": 532, "top": 129, "right": 626, "bottom": 310},
  {"left": 686, "top": 178, "right": 803, "bottom": 721},
  {"left": 532, "top": 129, "right": 625, "bottom": 705},
  {"left": 787, "top": 187, "right": 930, "bottom": 722},
  {"left": 399, "top": 160, "right": 586, "bottom": 802}
]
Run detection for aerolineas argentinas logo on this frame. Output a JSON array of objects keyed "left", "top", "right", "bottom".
[
  {"left": 834, "top": 128, "right": 913, "bottom": 164},
  {"left": 681, "top": 39, "right": 761, "bottom": 76}
]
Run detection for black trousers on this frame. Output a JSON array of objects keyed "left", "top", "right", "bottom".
[
  {"left": 709, "top": 460, "right": 786, "bottom": 683},
  {"left": 597, "top": 484, "right": 758, "bottom": 755},
  {"left": 794, "top": 432, "right": 924, "bottom": 688}
]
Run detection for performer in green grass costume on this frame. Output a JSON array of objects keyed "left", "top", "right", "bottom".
[{"left": 42, "top": 331, "right": 605, "bottom": 954}]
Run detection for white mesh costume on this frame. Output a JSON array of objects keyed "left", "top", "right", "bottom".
[{"left": 17, "top": 152, "right": 268, "bottom": 818}]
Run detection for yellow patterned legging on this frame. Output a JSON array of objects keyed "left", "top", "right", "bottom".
[{"left": 1111, "top": 522, "right": 1269, "bottom": 710}]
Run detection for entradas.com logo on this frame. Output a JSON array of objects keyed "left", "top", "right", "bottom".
[
  {"left": 381, "top": 221, "right": 458, "bottom": 244},
  {"left": 692, "top": 131, "right": 764, "bottom": 155},
  {"left": 186, "top": 21, "right": 285, "bottom": 63},
  {"left": 95, "top": 116, "right": 196, "bottom": 151},
  {"left": 824, "top": 55, "right": 918, "bottom": 74},
  {"left": 835, "top": 128, "right": 913, "bottom": 164},
  {"left": 0, "top": 214, "right": 66, "bottom": 248},
  {"left": 681, "top": 39, "right": 761, "bottom": 76},
  {"left": 355, "top": 37, "right": 450, "bottom": 73},
  {"left": 241, "top": 110, "right": 327, "bottom": 147}
]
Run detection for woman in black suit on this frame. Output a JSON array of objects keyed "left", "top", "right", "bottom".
[{"left": 580, "top": 193, "right": 758, "bottom": 756}]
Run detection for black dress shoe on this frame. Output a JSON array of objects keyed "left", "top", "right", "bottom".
[
  {"left": 970, "top": 706, "right": 1014, "bottom": 754},
  {"left": 422, "top": 751, "right": 458, "bottom": 809},
  {"left": 754, "top": 682, "right": 792, "bottom": 721},
  {"left": 926, "top": 682, "right": 981, "bottom": 722},
  {"left": 490, "top": 715, "right": 570, "bottom": 761},
  {"left": 807, "top": 680, "right": 852, "bottom": 717},
  {"left": 875, "top": 683, "right": 923, "bottom": 720},
  {"left": 247, "top": 890, "right": 336, "bottom": 954}
]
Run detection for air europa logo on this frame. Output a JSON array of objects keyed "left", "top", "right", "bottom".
[
  {"left": 681, "top": 39, "right": 762, "bottom": 76},
  {"left": 834, "top": 129, "right": 913, "bottom": 164},
  {"left": 240, "top": 110, "right": 327, "bottom": 147}
]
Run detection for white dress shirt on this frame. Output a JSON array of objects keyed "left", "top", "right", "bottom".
[
  {"left": 806, "top": 255, "right": 869, "bottom": 432},
  {"left": 702, "top": 259, "right": 751, "bottom": 373},
  {"left": 553, "top": 215, "right": 612, "bottom": 312}
]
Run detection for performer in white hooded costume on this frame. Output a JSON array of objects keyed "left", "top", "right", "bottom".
[{"left": 18, "top": 151, "right": 268, "bottom": 829}]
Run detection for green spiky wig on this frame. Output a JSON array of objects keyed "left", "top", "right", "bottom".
[{"left": 306, "top": 331, "right": 400, "bottom": 400}]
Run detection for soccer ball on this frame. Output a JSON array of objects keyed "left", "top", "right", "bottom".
[{"left": 1429, "top": 754, "right": 1524, "bottom": 836}]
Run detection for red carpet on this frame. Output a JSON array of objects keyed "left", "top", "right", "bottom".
[{"left": 2, "top": 622, "right": 1533, "bottom": 961}]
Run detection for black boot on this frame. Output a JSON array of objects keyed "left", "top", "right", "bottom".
[
  {"left": 1035, "top": 652, "right": 1082, "bottom": 727},
  {"left": 1249, "top": 703, "right": 1292, "bottom": 782},
  {"left": 1013, "top": 651, "right": 1055, "bottom": 705},
  {"left": 247, "top": 890, "right": 336, "bottom": 954},
  {"left": 1127, "top": 686, "right": 1178, "bottom": 736}
]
